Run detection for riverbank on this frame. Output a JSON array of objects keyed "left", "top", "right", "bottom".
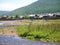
[
  {"left": 16, "top": 20, "right": 60, "bottom": 42},
  {"left": 0, "top": 20, "right": 60, "bottom": 42}
]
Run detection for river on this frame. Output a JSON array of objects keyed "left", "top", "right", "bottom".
[{"left": 0, "top": 36, "right": 60, "bottom": 45}]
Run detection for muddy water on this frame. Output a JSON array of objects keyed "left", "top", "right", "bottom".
[{"left": 0, "top": 36, "right": 60, "bottom": 45}]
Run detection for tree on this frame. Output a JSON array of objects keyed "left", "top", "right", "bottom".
[{"left": 15, "top": 14, "right": 19, "bottom": 19}]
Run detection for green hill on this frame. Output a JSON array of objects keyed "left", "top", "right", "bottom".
[
  {"left": 7, "top": 0, "right": 60, "bottom": 15},
  {"left": 0, "top": 11, "right": 9, "bottom": 15}
]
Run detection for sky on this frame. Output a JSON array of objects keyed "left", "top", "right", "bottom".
[{"left": 0, "top": 0, "right": 37, "bottom": 11}]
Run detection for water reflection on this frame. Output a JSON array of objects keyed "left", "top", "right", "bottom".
[
  {"left": 0, "top": 36, "right": 60, "bottom": 45},
  {"left": 0, "top": 22, "right": 4, "bottom": 25}
]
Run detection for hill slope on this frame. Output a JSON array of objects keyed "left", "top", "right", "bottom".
[
  {"left": 0, "top": 11, "right": 9, "bottom": 15},
  {"left": 8, "top": 0, "right": 60, "bottom": 15}
]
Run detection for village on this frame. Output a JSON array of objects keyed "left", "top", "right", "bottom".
[{"left": 0, "top": 13, "right": 60, "bottom": 20}]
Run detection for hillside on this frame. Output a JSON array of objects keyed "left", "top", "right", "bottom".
[
  {"left": 0, "top": 11, "right": 9, "bottom": 14},
  {"left": 7, "top": 0, "right": 60, "bottom": 15},
  {"left": 0, "top": 11, "right": 9, "bottom": 15}
]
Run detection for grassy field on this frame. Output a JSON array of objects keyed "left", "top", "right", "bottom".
[{"left": 16, "top": 20, "right": 60, "bottom": 42}]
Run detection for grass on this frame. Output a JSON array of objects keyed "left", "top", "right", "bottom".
[{"left": 16, "top": 20, "right": 60, "bottom": 42}]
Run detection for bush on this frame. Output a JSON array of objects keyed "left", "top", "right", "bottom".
[{"left": 26, "top": 36, "right": 35, "bottom": 40}]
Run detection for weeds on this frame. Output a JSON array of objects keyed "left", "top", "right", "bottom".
[{"left": 16, "top": 20, "right": 60, "bottom": 42}]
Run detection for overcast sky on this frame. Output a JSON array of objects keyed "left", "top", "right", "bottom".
[{"left": 0, "top": 0, "right": 37, "bottom": 11}]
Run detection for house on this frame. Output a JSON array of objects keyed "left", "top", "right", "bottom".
[
  {"left": 29, "top": 14, "right": 35, "bottom": 19},
  {"left": 44, "top": 13, "right": 60, "bottom": 19},
  {"left": 0, "top": 15, "right": 8, "bottom": 20},
  {"left": 19, "top": 16, "right": 24, "bottom": 20},
  {"left": 29, "top": 14, "right": 35, "bottom": 17},
  {"left": 29, "top": 14, "right": 40, "bottom": 19},
  {"left": 53, "top": 14, "right": 60, "bottom": 19},
  {"left": 48, "top": 13, "right": 54, "bottom": 16}
]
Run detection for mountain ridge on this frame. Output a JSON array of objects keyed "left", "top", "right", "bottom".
[
  {"left": 7, "top": 0, "right": 60, "bottom": 15},
  {"left": 0, "top": 11, "right": 9, "bottom": 15}
]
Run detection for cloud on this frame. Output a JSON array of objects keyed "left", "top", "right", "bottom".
[
  {"left": 0, "top": 3, "right": 20, "bottom": 11},
  {"left": 0, "top": 3, "right": 27, "bottom": 11},
  {"left": 0, "top": 0, "right": 37, "bottom": 11}
]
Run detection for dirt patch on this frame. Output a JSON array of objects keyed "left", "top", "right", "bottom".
[{"left": 0, "top": 26, "right": 18, "bottom": 37}]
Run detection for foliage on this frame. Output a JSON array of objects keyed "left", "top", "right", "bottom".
[
  {"left": 16, "top": 20, "right": 60, "bottom": 42},
  {"left": 15, "top": 14, "right": 19, "bottom": 19}
]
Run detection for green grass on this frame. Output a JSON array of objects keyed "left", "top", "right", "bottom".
[{"left": 16, "top": 20, "right": 60, "bottom": 42}]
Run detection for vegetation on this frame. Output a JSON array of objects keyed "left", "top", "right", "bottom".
[
  {"left": 16, "top": 20, "right": 60, "bottom": 42},
  {"left": 7, "top": 0, "right": 60, "bottom": 15},
  {"left": 0, "top": 11, "right": 9, "bottom": 15},
  {"left": 15, "top": 14, "right": 19, "bottom": 19}
]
